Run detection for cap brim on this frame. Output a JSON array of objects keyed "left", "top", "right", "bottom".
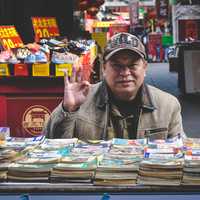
[{"left": 104, "top": 47, "right": 145, "bottom": 61}]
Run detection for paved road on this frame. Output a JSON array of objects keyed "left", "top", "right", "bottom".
[{"left": 145, "top": 62, "right": 200, "bottom": 138}]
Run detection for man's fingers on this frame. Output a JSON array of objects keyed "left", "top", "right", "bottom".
[
  {"left": 70, "top": 65, "right": 76, "bottom": 83},
  {"left": 77, "top": 67, "right": 83, "bottom": 82},
  {"left": 62, "top": 69, "right": 69, "bottom": 85}
]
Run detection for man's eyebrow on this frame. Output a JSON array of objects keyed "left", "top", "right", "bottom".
[{"left": 110, "top": 60, "right": 119, "bottom": 64}]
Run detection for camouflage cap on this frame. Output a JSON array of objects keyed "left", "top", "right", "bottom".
[{"left": 103, "top": 32, "right": 146, "bottom": 61}]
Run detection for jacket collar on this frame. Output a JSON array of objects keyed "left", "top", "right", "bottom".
[
  {"left": 141, "top": 84, "right": 156, "bottom": 112},
  {"left": 96, "top": 80, "right": 109, "bottom": 109},
  {"left": 96, "top": 81, "right": 156, "bottom": 112}
]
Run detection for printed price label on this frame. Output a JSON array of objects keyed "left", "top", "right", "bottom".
[
  {"left": 0, "top": 26, "right": 24, "bottom": 50},
  {"left": 32, "top": 63, "right": 50, "bottom": 76},
  {"left": 32, "top": 17, "right": 60, "bottom": 41},
  {"left": 55, "top": 63, "right": 72, "bottom": 77},
  {"left": 0, "top": 63, "right": 9, "bottom": 76}
]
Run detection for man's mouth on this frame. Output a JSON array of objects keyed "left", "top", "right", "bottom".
[{"left": 116, "top": 80, "right": 134, "bottom": 83}]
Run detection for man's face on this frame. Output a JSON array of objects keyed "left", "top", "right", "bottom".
[{"left": 103, "top": 50, "right": 147, "bottom": 101}]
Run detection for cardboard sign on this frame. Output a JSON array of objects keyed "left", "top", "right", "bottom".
[
  {"left": 32, "top": 63, "right": 50, "bottom": 76},
  {"left": 0, "top": 63, "right": 9, "bottom": 76},
  {"left": 0, "top": 25, "right": 24, "bottom": 50},
  {"left": 14, "top": 63, "right": 29, "bottom": 76},
  {"left": 55, "top": 63, "right": 72, "bottom": 77},
  {"left": 93, "top": 21, "right": 114, "bottom": 28},
  {"left": 92, "top": 32, "right": 107, "bottom": 52},
  {"left": 32, "top": 17, "right": 60, "bottom": 41}
]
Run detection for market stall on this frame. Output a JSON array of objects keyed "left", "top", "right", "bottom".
[{"left": 0, "top": 22, "right": 97, "bottom": 137}]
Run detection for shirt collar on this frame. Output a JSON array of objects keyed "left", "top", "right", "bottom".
[{"left": 96, "top": 81, "right": 156, "bottom": 112}]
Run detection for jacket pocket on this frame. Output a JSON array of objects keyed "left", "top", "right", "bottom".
[{"left": 137, "top": 127, "right": 168, "bottom": 140}]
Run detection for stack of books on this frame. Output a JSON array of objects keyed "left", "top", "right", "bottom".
[
  {"left": 0, "top": 135, "right": 45, "bottom": 182},
  {"left": 137, "top": 158, "right": 183, "bottom": 186},
  {"left": 182, "top": 138, "right": 200, "bottom": 185},
  {"left": 50, "top": 154, "right": 97, "bottom": 183},
  {"left": 7, "top": 137, "right": 77, "bottom": 182},
  {"left": 94, "top": 138, "right": 144, "bottom": 186},
  {"left": 137, "top": 137, "right": 184, "bottom": 186}
]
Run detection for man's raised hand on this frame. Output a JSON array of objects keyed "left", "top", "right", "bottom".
[{"left": 63, "top": 67, "right": 91, "bottom": 112}]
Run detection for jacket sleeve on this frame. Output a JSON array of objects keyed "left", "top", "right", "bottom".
[
  {"left": 168, "top": 98, "right": 186, "bottom": 139},
  {"left": 42, "top": 102, "right": 76, "bottom": 139}
]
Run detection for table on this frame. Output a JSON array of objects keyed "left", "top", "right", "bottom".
[{"left": 1, "top": 183, "right": 200, "bottom": 200}]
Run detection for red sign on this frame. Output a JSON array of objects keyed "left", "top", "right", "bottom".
[
  {"left": 0, "top": 26, "right": 24, "bottom": 50},
  {"left": 185, "top": 20, "right": 198, "bottom": 40},
  {"left": 156, "top": 0, "right": 168, "bottom": 19},
  {"left": 109, "top": 24, "right": 129, "bottom": 37},
  {"left": 178, "top": 20, "right": 200, "bottom": 41},
  {"left": 5, "top": 97, "right": 62, "bottom": 137},
  {"left": 32, "top": 17, "right": 60, "bottom": 41}
]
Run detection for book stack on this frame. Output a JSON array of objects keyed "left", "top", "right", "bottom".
[
  {"left": 182, "top": 138, "right": 200, "bottom": 185},
  {"left": 137, "top": 158, "right": 183, "bottom": 186},
  {"left": 94, "top": 138, "right": 144, "bottom": 186},
  {"left": 50, "top": 154, "right": 98, "bottom": 183},
  {"left": 0, "top": 163, "right": 10, "bottom": 182},
  {"left": 7, "top": 138, "right": 77, "bottom": 182},
  {"left": 50, "top": 140, "right": 111, "bottom": 183},
  {"left": 0, "top": 148, "right": 21, "bottom": 182},
  {"left": 137, "top": 137, "right": 184, "bottom": 186},
  {"left": 7, "top": 162, "right": 55, "bottom": 182},
  {"left": 0, "top": 135, "right": 45, "bottom": 182}
]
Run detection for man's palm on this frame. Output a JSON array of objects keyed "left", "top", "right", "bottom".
[{"left": 63, "top": 78, "right": 90, "bottom": 112}]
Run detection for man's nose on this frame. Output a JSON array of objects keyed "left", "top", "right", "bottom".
[{"left": 119, "top": 66, "right": 131, "bottom": 75}]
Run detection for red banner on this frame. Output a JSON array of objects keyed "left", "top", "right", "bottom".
[
  {"left": 32, "top": 17, "right": 60, "bottom": 42},
  {"left": 0, "top": 25, "right": 24, "bottom": 50}
]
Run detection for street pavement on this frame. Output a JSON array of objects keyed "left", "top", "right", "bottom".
[{"left": 145, "top": 62, "right": 200, "bottom": 138}]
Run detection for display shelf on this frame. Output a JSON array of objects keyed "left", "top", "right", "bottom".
[{"left": 0, "top": 73, "right": 63, "bottom": 137}]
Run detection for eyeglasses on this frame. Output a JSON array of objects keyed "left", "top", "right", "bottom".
[{"left": 110, "top": 62, "right": 142, "bottom": 72}]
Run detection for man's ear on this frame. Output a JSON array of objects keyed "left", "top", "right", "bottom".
[{"left": 143, "top": 60, "right": 148, "bottom": 70}]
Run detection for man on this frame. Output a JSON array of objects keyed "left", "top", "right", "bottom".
[{"left": 43, "top": 32, "right": 185, "bottom": 141}]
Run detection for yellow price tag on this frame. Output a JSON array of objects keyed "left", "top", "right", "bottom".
[
  {"left": 90, "top": 45, "right": 97, "bottom": 64},
  {"left": 32, "top": 63, "right": 50, "bottom": 76},
  {"left": 92, "top": 32, "right": 107, "bottom": 52},
  {"left": 0, "top": 63, "right": 9, "bottom": 76},
  {"left": 55, "top": 63, "right": 73, "bottom": 77}
]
